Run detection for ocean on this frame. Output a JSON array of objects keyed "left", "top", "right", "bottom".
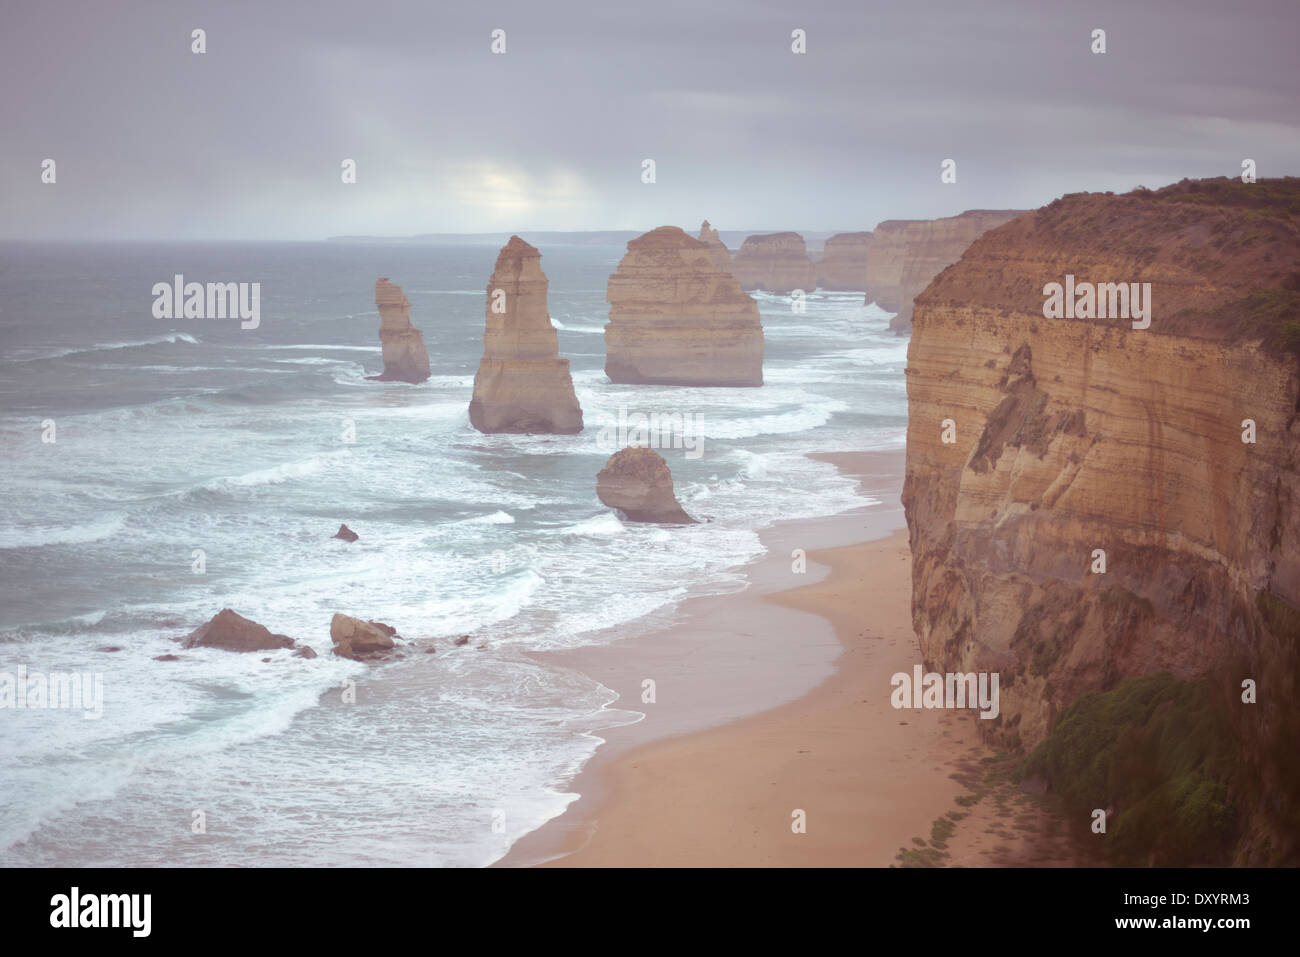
[{"left": 0, "top": 239, "right": 906, "bottom": 866}]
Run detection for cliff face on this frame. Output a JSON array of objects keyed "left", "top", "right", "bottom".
[
  {"left": 903, "top": 178, "right": 1300, "bottom": 862},
  {"left": 697, "top": 220, "right": 732, "bottom": 273},
  {"left": 865, "top": 211, "right": 1024, "bottom": 333},
  {"left": 863, "top": 220, "right": 919, "bottom": 312},
  {"left": 371, "top": 279, "right": 431, "bottom": 382},
  {"left": 816, "top": 231, "right": 873, "bottom": 290},
  {"left": 468, "top": 236, "right": 583, "bottom": 434},
  {"left": 730, "top": 232, "right": 817, "bottom": 294},
  {"left": 605, "top": 226, "right": 763, "bottom": 386}
]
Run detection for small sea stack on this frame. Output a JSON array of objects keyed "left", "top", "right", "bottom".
[
  {"left": 596, "top": 447, "right": 696, "bottom": 524},
  {"left": 468, "top": 236, "right": 583, "bottom": 434},
  {"left": 369, "top": 278, "right": 430, "bottom": 383},
  {"left": 697, "top": 220, "right": 732, "bottom": 273},
  {"left": 604, "top": 226, "right": 763, "bottom": 387}
]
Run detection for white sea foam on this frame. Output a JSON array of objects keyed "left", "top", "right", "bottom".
[
  {"left": 564, "top": 512, "right": 625, "bottom": 537},
  {"left": 7, "top": 332, "right": 200, "bottom": 363},
  {"left": 550, "top": 318, "right": 606, "bottom": 333},
  {"left": 202, "top": 449, "right": 352, "bottom": 490},
  {"left": 0, "top": 241, "right": 907, "bottom": 869},
  {"left": 0, "top": 513, "right": 127, "bottom": 549}
]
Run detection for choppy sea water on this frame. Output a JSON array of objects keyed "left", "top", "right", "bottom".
[{"left": 0, "top": 240, "right": 906, "bottom": 866}]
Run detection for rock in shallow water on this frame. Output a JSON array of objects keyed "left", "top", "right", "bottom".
[
  {"left": 596, "top": 447, "right": 696, "bottom": 524},
  {"left": 330, "top": 613, "right": 397, "bottom": 660},
  {"left": 182, "top": 608, "right": 297, "bottom": 653}
]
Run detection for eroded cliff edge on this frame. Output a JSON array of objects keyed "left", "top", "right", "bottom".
[
  {"left": 903, "top": 178, "right": 1300, "bottom": 863},
  {"left": 867, "top": 210, "right": 1023, "bottom": 334}
]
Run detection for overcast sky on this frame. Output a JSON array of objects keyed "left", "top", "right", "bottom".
[{"left": 2, "top": 0, "right": 1298, "bottom": 239}]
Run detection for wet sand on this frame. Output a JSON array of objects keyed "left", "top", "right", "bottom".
[{"left": 499, "top": 450, "right": 991, "bottom": 867}]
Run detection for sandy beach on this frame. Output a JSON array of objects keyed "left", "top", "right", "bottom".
[{"left": 499, "top": 449, "right": 994, "bottom": 867}]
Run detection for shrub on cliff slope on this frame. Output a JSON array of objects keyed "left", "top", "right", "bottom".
[{"left": 1021, "top": 673, "right": 1239, "bottom": 865}]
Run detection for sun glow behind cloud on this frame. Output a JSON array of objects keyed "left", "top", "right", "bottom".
[{"left": 440, "top": 162, "right": 593, "bottom": 226}]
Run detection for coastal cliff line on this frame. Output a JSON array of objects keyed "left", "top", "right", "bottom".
[
  {"left": 903, "top": 178, "right": 1300, "bottom": 864},
  {"left": 867, "top": 210, "right": 1023, "bottom": 334}
]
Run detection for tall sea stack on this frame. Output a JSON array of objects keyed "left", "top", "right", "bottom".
[
  {"left": 604, "top": 226, "right": 763, "bottom": 387},
  {"left": 370, "top": 279, "right": 430, "bottom": 383},
  {"left": 730, "top": 232, "right": 817, "bottom": 294},
  {"left": 816, "top": 231, "right": 874, "bottom": 290},
  {"left": 468, "top": 236, "right": 583, "bottom": 434}
]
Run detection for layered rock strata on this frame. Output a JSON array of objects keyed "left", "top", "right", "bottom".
[
  {"left": 903, "top": 177, "right": 1300, "bottom": 861},
  {"left": 468, "top": 236, "right": 583, "bottom": 434},
  {"left": 370, "top": 279, "right": 431, "bottom": 382},
  {"left": 597, "top": 447, "right": 696, "bottom": 524},
  {"left": 730, "top": 232, "right": 816, "bottom": 294},
  {"left": 866, "top": 210, "right": 1024, "bottom": 333},
  {"left": 604, "top": 226, "right": 763, "bottom": 386},
  {"left": 816, "top": 231, "right": 873, "bottom": 289}
]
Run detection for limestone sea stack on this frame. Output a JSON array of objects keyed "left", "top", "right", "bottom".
[
  {"left": 369, "top": 279, "right": 431, "bottom": 383},
  {"left": 904, "top": 177, "right": 1300, "bottom": 863},
  {"left": 596, "top": 447, "right": 696, "bottom": 524},
  {"left": 468, "top": 237, "right": 583, "bottom": 434},
  {"left": 816, "top": 231, "right": 874, "bottom": 290},
  {"left": 697, "top": 220, "right": 732, "bottom": 272},
  {"left": 730, "top": 232, "right": 817, "bottom": 294},
  {"left": 604, "top": 226, "right": 763, "bottom": 386},
  {"left": 865, "top": 210, "right": 1024, "bottom": 333}
]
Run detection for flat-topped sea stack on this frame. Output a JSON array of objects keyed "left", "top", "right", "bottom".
[
  {"left": 697, "top": 220, "right": 732, "bottom": 273},
  {"left": 865, "top": 210, "right": 1024, "bottom": 333},
  {"left": 904, "top": 177, "right": 1300, "bottom": 863},
  {"left": 730, "top": 232, "right": 816, "bottom": 294},
  {"left": 604, "top": 226, "right": 763, "bottom": 386},
  {"left": 468, "top": 237, "right": 583, "bottom": 434},
  {"left": 816, "top": 231, "right": 874, "bottom": 290},
  {"left": 596, "top": 447, "right": 696, "bottom": 524},
  {"left": 370, "top": 279, "right": 430, "bottom": 383}
]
